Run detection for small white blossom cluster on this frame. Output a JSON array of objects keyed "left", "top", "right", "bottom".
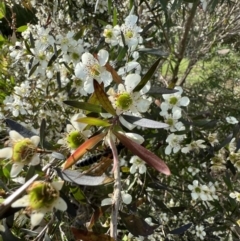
[
  {"left": 191, "top": 225, "right": 206, "bottom": 240},
  {"left": 227, "top": 138, "right": 240, "bottom": 171},
  {"left": 160, "top": 86, "right": 189, "bottom": 154},
  {"left": 188, "top": 180, "right": 218, "bottom": 201},
  {"left": 103, "top": 14, "right": 142, "bottom": 48}
]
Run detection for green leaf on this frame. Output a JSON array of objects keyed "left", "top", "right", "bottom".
[
  {"left": 133, "top": 58, "right": 161, "bottom": 92},
  {"left": 63, "top": 100, "right": 104, "bottom": 113},
  {"left": 0, "top": 2, "right": 6, "bottom": 19},
  {"left": 70, "top": 187, "right": 86, "bottom": 202},
  {"left": 16, "top": 25, "right": 28, "bottom": 33},
  {"left": 117, "top": 46, "right": 128, "bottom": 61},
  {"left": 28, "top": 62, "right": 39, "bottom": 78},
  {"left": 40, "top": 118, "right": 46, "bottom": 149},
  {"left": 97, "top": 19, "right": 108, "bottom": 26},
  {"left": 73, "top": 26, "right": 86, "bottom": 40},
  {"left": 113, "top": 7, "right": 117, "bottom": 26},
  {"left": 108, "top": 0, "right": 112, "bottom": 14},
  {"left": 77, "top": 117, "right": 111, "bottom": 127},
  {"left": 93, "top": 80, "right": 116, "bottom": 116}
]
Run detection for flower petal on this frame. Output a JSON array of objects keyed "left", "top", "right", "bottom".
[
  {"left": 119, "top": 116, "right": 136, "bottom": 130},
  {"left": 31, "top": 210, "right": 46, "bottom": 227},
  {"left": 179, "top": 96, "right": 190, "bottom": 106},
  {"left": 136, "top": 99, "right": 151, "bottom": 113},
  {"left": 30, "top": 154, "right": 40, "bottom": 166},
  {"left": 11, "top": 163, "right": 24, "bottom": 177},
  {"left": 0, "top": 147, "right": 13, "bottom": 159},
  {"left": 75, "top": 62, "right": 86, "bottom": 79},
  {"left": 101, "top": 197, "right": 112, "bottom": 206},
  {"left": 121, "top": 192, "right": 132, "bottom": 204},
  {"left": 54, "top": 197, "right": 67, "bottom": 211},
  {"left": 125, "top": 132, "right": 144, "bottom": 144},
  {"left": 9, "top": 131, "right": 24, "bottom": 141},
  {"left": 30, "top": 136, "right": 40, "bottom": 147},
  {"left": 51, "top": 181, "right": 64, "bottom": 191},
  {"left": 125, "top": 74, "right": 141, "bottom": 92},
  {"left": 11, "top": 195, "right": 30, "bottom": 208},
  {"left": 97, "top": 49, "right": 109, "bottom": 66}
]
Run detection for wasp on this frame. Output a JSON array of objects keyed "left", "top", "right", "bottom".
[{"left": 75, "top": 143, "right": 124, "bottom": 168}]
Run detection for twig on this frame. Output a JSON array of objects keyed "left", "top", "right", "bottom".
[
  {"left": 169, "top": 1, "right": 198, "bottom": 87},
  {"left": 108, "top": 133, "right": 121, "bottom": 240}
]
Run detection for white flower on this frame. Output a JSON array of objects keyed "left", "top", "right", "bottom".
[
  {"left": 207, "top": 132, "right": 219, "bottom": 147},
  {"left": 226, "top": 116, "right": 238, "bottom": 124},
  {"left": 188, "top": 180, "right": 208, "bottom": 201},
  {"left": 165, "top": 133, "right": 185, "bottom": 155},
  {"left": 103, "top": 25, "right": 120, "bottom": 46},
  {"left": 121, "top": 191, "right": 132, "bottom": 204},
  {"left": 57, "top": 113, "right": 91, "bottom": 151},
  {"left": 195, "top": 225, "right": 206, "bottom": 240},
  {"left": 129, "top": 155, "right": 147, "bottom": 174},
  {"left": 101, "top": 192, "right": 132, "bottom": 206},
  {"left": 187, "top": 166, "right": 200, "bottom": 176},
  {"left": 107, "top": 73, "right": 151, "bottom": 115},
  {"left": 160, "top": 86, "right": 190, "bottom": 112},
  {"left": 115, "top": 14, "right": 142, "bottom": 48},
  {"left": 164, "top": 108, "right": 185, "bottom": 132},
  {"left": 229, "top": 191, "right": 240, "bottom": 202},
  {"left": 181, "top": 140, "right": 206, "bottom": 153},
  {"left": 75, "top": 49, "right": 112, "bottom": 93},
  {"left": 11, "top": 181, "right": 67, "bottom": 227},
  {"left": 0, "top": 131, "right": 40, "bottom": 177}
]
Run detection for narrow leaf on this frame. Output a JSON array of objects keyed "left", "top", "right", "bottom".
[
  {"left": 169, "top": 223, "right": 192, "bottom": 235},
  {"left": 148, "top": 86, "right": 179, "bottom": 95},
  {"left": 16, "top": 25, "right": 27, "bottom": 33},
  {"left": 62, "top": 132, "right": 107, "bottom": 170},
  {"left": 28, "top": 63, "right": 39, "bottom": 78},
  {"left": 77, "top": 117, "right": 111, "bottom": 127},
  {"left": 0, "top": 2, "right": 6, "bottom": 19},
  {"left": 56, "top": 71, "right": 61, "bottom": 90},
  {"left": 133, "top": 58, "right": 161, "bottom": 92},
  {"left": 114, "top": 131, "right": 170, "bottom": 175},
  {"left": 6, "top": 119, "right": 36, "bottom": 138},
  {"left": 39, "top": 118, "right": 46, "bottom": 148},
  {"left": 105, "top": 63, "right": 122, "bottom": 84},
  {"left": 113, "top": 7, "right": 117, "bottom": 26},
  {"left": 63, "top": 100, "right": 104, "bottom": 113},
  {"left": 123, "top": 115, "right": 169, "bottom": 129},
  {"left": 93, "top": 79, "right": 116, "bottom": 116},
  {"left": 55, "top": 168, "right": 112, "bottom": 186},
  {"left": 117, "top": 46, "right": 128, "bottom": 61}
]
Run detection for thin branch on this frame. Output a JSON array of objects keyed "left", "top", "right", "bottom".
[
  {"left": 108, "top": 133, "right": 121, "bottom": 240},
  {"left": 169, "top": 1, "right": 199, "bottom": 87}
]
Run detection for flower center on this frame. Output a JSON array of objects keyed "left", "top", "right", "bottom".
[
  {"left": 67, "top": 130, "right": 84, "bottom": 149},
  {"left": 12, "top": 139, "right": 36, "bottom": 164},
  {"left": 28, "top": 181, "right": 59, "bottom": 210},
  {"left": 166, "top": 118, "right": 174, "bottom": 126},
  {"left": 104, "top": 29, "right": 113, "bottom": 39},
  {"left": 115, "top": 93, "right": 133, "bottom": 110},
  {"left": 125, "top": 30, "right": 133, "bottom": 39},
  {"left": 89, "top": 64, "right": 101, "bottom": 77},
  {"left": 72, "top": 52, "right": 80, "bottom": 60},
  {"left": 169, "top": 96, "right": 178, "bottom": 105}
]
